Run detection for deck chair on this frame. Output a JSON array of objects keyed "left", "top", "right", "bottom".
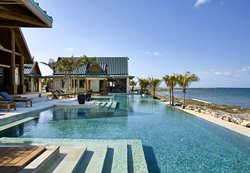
[
  {"left": 0, "top": 100, "right": 16, "bottom": 112},
  {"left": 0, "top": 92, "right": 32, "bottom": 107}
]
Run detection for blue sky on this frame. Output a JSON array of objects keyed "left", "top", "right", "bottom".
[{"left": 22, "top": 0, "right": 250, "bottom": 87}]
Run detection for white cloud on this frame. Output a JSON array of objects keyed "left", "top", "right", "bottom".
[
  {"left": 239, "top": 66, "right": 250, "bottom": 72},
  {"left": 154, "top": 52, "right": 160, "bottom": 56},
  {"left": 194, "top": 0, "right": 210, "bottom": 8},
  {"left": 144, "top": 51, "right": 160, "bottom": 56},
  {"left": 67, "top": 47, "right": 74, "bottom": 51},
  {"left": 213, "top": 71, "right": 231, "bottom": 76}
]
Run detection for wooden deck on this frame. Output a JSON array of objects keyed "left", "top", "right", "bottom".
[{"left": 0, "top": 146, "right": 45, "bottom": 173}]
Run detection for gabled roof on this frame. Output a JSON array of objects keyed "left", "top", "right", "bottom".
[
  {"left": 0, "top": 0, "right": 53, "bottom": 27},
  {"left": 53, "top": 57, "right": 129, "bottom": 76},
  {"left": 15, "top": 28, "right": 33, "bottom": 64},
  {"left": 24, "top": 62, "right": 41, "bottom": 76}
]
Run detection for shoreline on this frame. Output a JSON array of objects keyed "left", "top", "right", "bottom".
[
  {"left": 175, "top": 106, "right": 250, "bottom": 138},
  {"left": 155, "top": 94, "right": 250, "bottom": 138}
]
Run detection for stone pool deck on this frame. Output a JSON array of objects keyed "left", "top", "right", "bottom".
[{"left": 0, "top": 93, "right": 95, "bottom": 126}]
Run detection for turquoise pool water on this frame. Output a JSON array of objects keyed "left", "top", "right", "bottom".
[{"left": 1, "top": 96, "right": 250, "bottom": 172}]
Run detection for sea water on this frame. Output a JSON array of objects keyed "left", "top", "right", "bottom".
[{"left": 158, "top": 88, "right": 250, "bottom": 108}]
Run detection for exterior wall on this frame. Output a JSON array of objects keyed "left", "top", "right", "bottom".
[
  {"left": 53, "top": 78, "right": 63, "bottom": 90},
  {"left": 52, "top": 77, "right": 129, "bottom": 94},
  {"left": 90, "top": 80, "right": 100, "bottom": 92}
]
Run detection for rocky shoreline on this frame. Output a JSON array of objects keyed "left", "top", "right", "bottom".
[{"left": 155, "top": 95, "right": 250, "bottom": 128}]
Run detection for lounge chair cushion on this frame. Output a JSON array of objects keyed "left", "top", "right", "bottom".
[{"left": 0, "top": 92, "right": 12, "bottom": 100}]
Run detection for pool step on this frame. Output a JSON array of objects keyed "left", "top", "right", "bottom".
[
  {"left": 85, "top": 145, "right": 107, "bottom": 173},
  {"left": 128, "top": 141, "right": 149, "bottom": 173},
  {"left": 20, "top": 146, "right": 60, "bottom": 173},
  {"left": 0, "top": 138, "right": 149, "bottom": 173},
  {"left": 0, "top": 116, "right": 38, "bottom": 131},
  {"left": 47, "top": 146, "right": 86, "bottom": 173},
  {"left": 111, "top": 142, "right": 128, "bottom": 173}
]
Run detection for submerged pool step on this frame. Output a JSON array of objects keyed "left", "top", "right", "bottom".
[
  {"left": 111, "top": 143, "right": 128, "bottom": 173},
  {"left": 128, "top": 141, "right": 148, "bottom": 173},
  {"left": 84, "top": 145, "right": 107, "bottom": 173},
  {"left": 47, "top": 146, "right": 86, "bottom": 173},
  {"left": 0, "top": 138, "right": 149, "bottom": 173}
]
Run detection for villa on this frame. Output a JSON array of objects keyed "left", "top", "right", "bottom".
[
  {"left": 50, "top": 57, "right": 134, "bottom": 94},
  {"left": 1, "top": 1, "right": 250, "bottom": 173}
]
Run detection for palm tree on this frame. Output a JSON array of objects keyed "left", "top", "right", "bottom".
[
  {"left": 163, "top": 75, "right": 172, "bottom": 105},
  {"left": 170, "top": 74, "right": 179, "bottom": 106},
  {"left": 149, "top": 78, "right": 161, "bottom": 99},
  {"left": 129, "top": 80, "right": 137, "bottom": 92},
  {"left": 178, "top": 72, "right": 199, "bottom": 108},
  {"left": 163, "top": 74, "right": 179, "bottom": 106},
  {"left": 138, "top": 78, "right": 150, "bottom": 95}
]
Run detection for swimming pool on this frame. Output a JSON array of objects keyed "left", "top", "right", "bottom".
[{"left": 1, "top": 95, "right": 250, "bottom": 172}]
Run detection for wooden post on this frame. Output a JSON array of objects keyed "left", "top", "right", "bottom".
[
  {"left": 19, "top": 56, "right": 24, "bottom": 94},
  {"left": 10, "top": 28, "right": 16, "bottom": 94}
]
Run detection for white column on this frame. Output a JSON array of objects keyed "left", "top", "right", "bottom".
[{"left": 126, "top": 78, "right": 130, "bottom": 94}]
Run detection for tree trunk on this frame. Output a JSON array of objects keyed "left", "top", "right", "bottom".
[
  {"left": 153, "top": 87, "right": 155, "bottom": 98},
  {"left": 183, "top": 89, "right": 186, "bottom": 109},
  {"left": 169, "top": 90, "right": 172, "bottom": 105},
  {"left": 171, "top": 89, "right": 175, "bottom": 106}
]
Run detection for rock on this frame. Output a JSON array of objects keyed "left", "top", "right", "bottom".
[
  {"left": 241, "top": 120, "right": 250, "bottom": 127},
  {"left": 231, "top": 117, "right": 243, "bottom": 125}
]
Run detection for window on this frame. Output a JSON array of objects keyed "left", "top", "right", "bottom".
[
  {"left": 75, "top": 80, "right": 78, "bottom": 88},
  {"left": 79, "top": 80, "right": 84, "bottom": 88},
  {"left": 61, "top": 79, "right": 64, "bottom": 88}
]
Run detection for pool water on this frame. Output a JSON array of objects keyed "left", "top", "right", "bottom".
[{"left": 1, "top": 95, "right": 250, "bottom": 172}]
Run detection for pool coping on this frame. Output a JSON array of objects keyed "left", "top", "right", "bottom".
[
  {"left": 0, "top": 100, "right": 96, "bottom": 127},
  {"left": 174, "top": 105, "right": 250, "bottom": 138}
]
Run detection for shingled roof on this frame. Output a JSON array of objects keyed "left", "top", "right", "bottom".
[
  {"left": 24, "top": 62, "right": 41, "bottom": 76},
  {"left": 53, "top": 57, "right": 129, "bottom": 76}
]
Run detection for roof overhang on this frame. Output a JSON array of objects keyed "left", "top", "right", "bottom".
[
  {"left": 15, "top": 28, "right": 33, "bottom": 63},
  {"left": 0, "top": 0, "right": 53, "bottom": 28}
]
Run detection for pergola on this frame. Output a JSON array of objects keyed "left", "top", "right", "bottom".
[{"left": 0, "top": 0, "right": 52, "bottom": 94}]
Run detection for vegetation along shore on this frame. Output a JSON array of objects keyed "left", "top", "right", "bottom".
[{"left": 131, "top": 72, "right": 250, "bottom": 129}]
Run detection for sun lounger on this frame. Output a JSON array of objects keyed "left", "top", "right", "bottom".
[
  {"left": 0, "top": 92, "right": 32, "bottom": 107},
  {"left": 47, "top": 90, "right": 75, "bottom": 99},
  {"left": 0, "top": 100, "right": 16, "bottom": 112}
]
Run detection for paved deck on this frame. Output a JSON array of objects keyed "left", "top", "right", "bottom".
[
  {"left": 0, "top": 93, "right": 95, "bottom": 126},
  {"left": 0, "top": 146, "right": 45, "bottom": 173}
]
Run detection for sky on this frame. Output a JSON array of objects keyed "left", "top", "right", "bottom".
[{"left": 22, "top": 0, "right": 250, "bottom": 88}]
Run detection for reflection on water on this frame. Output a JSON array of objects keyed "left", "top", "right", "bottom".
[{"left": 1, "top": 95, "right": 250, "bottom": 172}]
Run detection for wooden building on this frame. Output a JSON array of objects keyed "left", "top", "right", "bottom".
[
  {"left": 50, "top": 57, "right": 134, "bottom": 94},
  {"left": 0, "top": 0, "right": 52, "bottom": 94},
  {"left": 24, "top": 62, "right": 42, "bottom": 93}
]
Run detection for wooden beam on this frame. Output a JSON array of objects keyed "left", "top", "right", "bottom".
[
  {"left": 10, "top": 28, "right": 16, "bottom": 92},
  {"left": 21, "top": 0, "right": 52, "bottom": 28},
  {"left": 0, "top": 46, "right": 22, "bottom": 56},
  {"left": 0, "top": 64, "right": 10, "bottom": 68},
  {"left": 0, "top": 7, "right": 45, "bottom": 27}
]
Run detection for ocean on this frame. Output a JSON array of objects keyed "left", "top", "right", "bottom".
[{"left": 158, "top": 88, "right": 250, "bottom": 108}]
